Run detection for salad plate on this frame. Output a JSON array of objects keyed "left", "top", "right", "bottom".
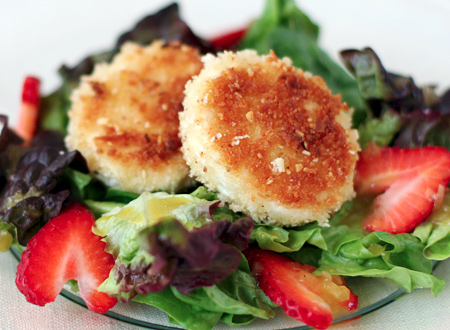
[
  {"left": 7, "top": 245, "right": 413, "bottom": 329},
  {"left": 2, "top": 1, "right": 450, "bottom": 330}
]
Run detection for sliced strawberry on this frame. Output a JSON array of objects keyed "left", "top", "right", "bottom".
[
  {"left": 16, "top": 76, "right": 40, "bottom": 144},
  {"left": 15, "top": 203, "right": 117, "bottom": 313},
  {"left": 245, "top": 248, "right": 357, "bottom": 330},
  {"left": 210, "top": 27, "right": 247, "bottom": 50},
  {"left": 355, "top": 144, "right": 450, "bottom": 233}
]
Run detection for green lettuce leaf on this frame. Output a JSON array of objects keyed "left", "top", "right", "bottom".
[
  {"left": 132, "top": 258, "right": 275, "bottom": 330},
  {"left": 95, "top": 191, "right": 273, "bottom": 329},
  {"left": 251, "top": 199, "right": 446, "bottom": 296},
  {"left": 170, "top": 261, "right": 275, "bottom": 321},
  {"left": 38, "top": 86, "right": 72, "bottom": 135},
  {"left": 133, "top": 288, "right": 222, "bottom": 330},
  {"left": 96, "top": 192, "right": 247, "bottom": 299},
  {"left": 94, "top": 191, "right": 219, "bottom": 264},
  {"left": 357, "top": 110, "right": 402, "bottom": 149},
  {"left": 414, "top": 193, "right": 450, "bottom": 260},
  {"left": 83, "top": 188, "right": 141, "bottom": 218}
]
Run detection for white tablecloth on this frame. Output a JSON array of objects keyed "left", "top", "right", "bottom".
[{"left": 1, "top": 250, "right": 450, "bottom": 330}]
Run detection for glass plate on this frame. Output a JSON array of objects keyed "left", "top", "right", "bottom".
[{"left": 12, "top": 247, "right": 437, "bottom": 330}]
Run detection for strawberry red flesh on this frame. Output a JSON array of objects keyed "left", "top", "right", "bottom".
[
  {"left": 21, "top": 76, "right": 40, "bottom": 105},
  {"left": 15, "top": 203, "right": 117, "bottom": 313},
  {"left": 210, "top": 27, "right": 247, "bottom": 50},
  {"left": 355, "top": 144, "right": 450, "bottom": 233},
  {"left": 16, "top": 76, "right": 40, "bottom": 143},
  {"left": 245, "top": 248, "right": 358, "bottom": 330}
]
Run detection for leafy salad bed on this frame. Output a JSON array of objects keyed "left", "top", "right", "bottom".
[{"left": 2, "top": 1, "right": 450, "bottom": 329}]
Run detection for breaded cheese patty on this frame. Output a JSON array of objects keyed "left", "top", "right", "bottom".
[
  {"left": 66, "top": 41, "right": 203, "bottom": 193},
  {"left": 180, "top": 50, "right": 359, "bottom": 226}
]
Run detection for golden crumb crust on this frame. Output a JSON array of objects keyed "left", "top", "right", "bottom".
[
  {"left": 66, "top": 41, "right": 203, "bottom": 193},
  {"left": 180, "top": 50, "right": 359, "bottom": 226}
]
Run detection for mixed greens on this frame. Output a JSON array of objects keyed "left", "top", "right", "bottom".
[{"left": 2, "top": 0, "right": 450, "bottom": 329}]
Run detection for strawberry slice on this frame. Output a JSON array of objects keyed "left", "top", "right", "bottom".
[
  {"left": 15, "top": 203, "right": 117, "bottom": 313},
  {"left": 16, "top": 76, "right": 40, "bottom": 144},
  {"left": 355, "top": 144, "right": 450, "bottom": 233},
  {"left": 245, "top": 248, "right": 357, "bottom": 330},
  {"left": 210, "top": 27, "right": 247, "bottom": 49}
]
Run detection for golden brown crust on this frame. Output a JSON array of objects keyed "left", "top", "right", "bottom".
[
  {"left": 206, "top": 59, "right": 354, "bottom": 210},
  {"left": 66, "top": 41, "right": 203, "bottom": 193},
  {"left": 80, "top": 42, "right": 201, "bottom": 170},
  {"left": 94, "top": 131, "right": 181, "bottom": 168},
  {"left": 180, "top": 50, "right": 359, "bottom": 225}
]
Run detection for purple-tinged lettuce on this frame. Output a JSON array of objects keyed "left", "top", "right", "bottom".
[
  {"left": 113, "top": 3, "right": 216, "bottom": 56},
  {"left": 95, "top": 192, "right": 253, "bottom": 301},
  {"left": 139, "top": 217, "right": 253, "bottom": 295},
  {"left": 0, "top": 147, "right": 83, "bottom": 245},
  {"left": 340, "top": 47, "right": 450, "bottom": 149},
  {"left": 0, "top": 115, "right": 23, "bottom": 179},
  {"left": 340, "top": 48, "right": 427, "bottom": 115}
]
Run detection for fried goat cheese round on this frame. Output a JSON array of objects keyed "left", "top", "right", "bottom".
[
  {"left": 179, "top": 50, "right": 359, "bottom": 226},
  {"left": 65, "top": 41, "right": 203, "bottom": 193}
]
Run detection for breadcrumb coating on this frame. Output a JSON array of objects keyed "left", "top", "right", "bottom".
[
  {"left": 66, "top": 41, "right": 203, "bottom": 193},
  {"left": 179, "top": 50, "right": 359, "bottom": 226}
]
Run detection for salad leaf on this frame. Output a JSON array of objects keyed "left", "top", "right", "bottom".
[
  {"left": 239, "top": 0, "right": 367, "bottom": 126},
  {"left": 191, "top": 186, "right": 219, "bottom": 201},
  {"left": 191, "top": 186, "right": 246, "bottom": 222},
  {"left": 340, "top": 47, "right": 450, "bottom": 148},
  {"left": 241, "top": 0, "right": 319, "bottom": 45},
  {"left": 251, "top": 200, "right": 446, "bottom": 296},
  {"left": 317, "top": 233, "right": 444, "bottom": 297},
  {"left": 95, "top": 192, "right": 252, "bottom": 300},
  {"left": 414, "top": 193, "right": 450, "bottom": 260},
  {"left": 113, "top": 3, "right": 216, "bottom": 55},
  {"left": 133, "top": 258, "right": 275, "bottom": 330},
  {"left": 340, "top": 48, "right": 426, "bottom": 114},
  {"left": 170, "top": 260, "right": 275, "bottom": 321},
  {"left": 38, "top": 88, "right": 72, "bottom": 135},
  {"left": 139, "top": 216, "right": 253, "bottom": 295},
  {"left": 30, "top": 129, "right": 67, "bottom": 151},
  {"left": 356, "top": 110, "right": 402, "bottom": 149},
  {"left": 133, "top": 288, "right": 223, "bottom": 330},
  {"left": 393, "top": 109, "right": 441, "bottom": 148},
  {"left": 94, "top": 191, "right": 276, "bottom": 330},
  {"left": 0, "top": 147, "right": 84, "bottom": 245},
  {"left": 84, "top": 188, "right": 142, "bottom": 217},
  {"left": 62, "top": 165, "right": 111, "bottom": 203},
  {"left": 0, "top": 115, "right": 23, "bottom": 179},
  {"left": 100, "top": 189, "right": 140, "bottom": 204},
  {"left": 395, "top": 110, "right": 450, "bottom": 149},
  {"left": 319, "top": 251, "right": 443, "bottom": 297}
]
